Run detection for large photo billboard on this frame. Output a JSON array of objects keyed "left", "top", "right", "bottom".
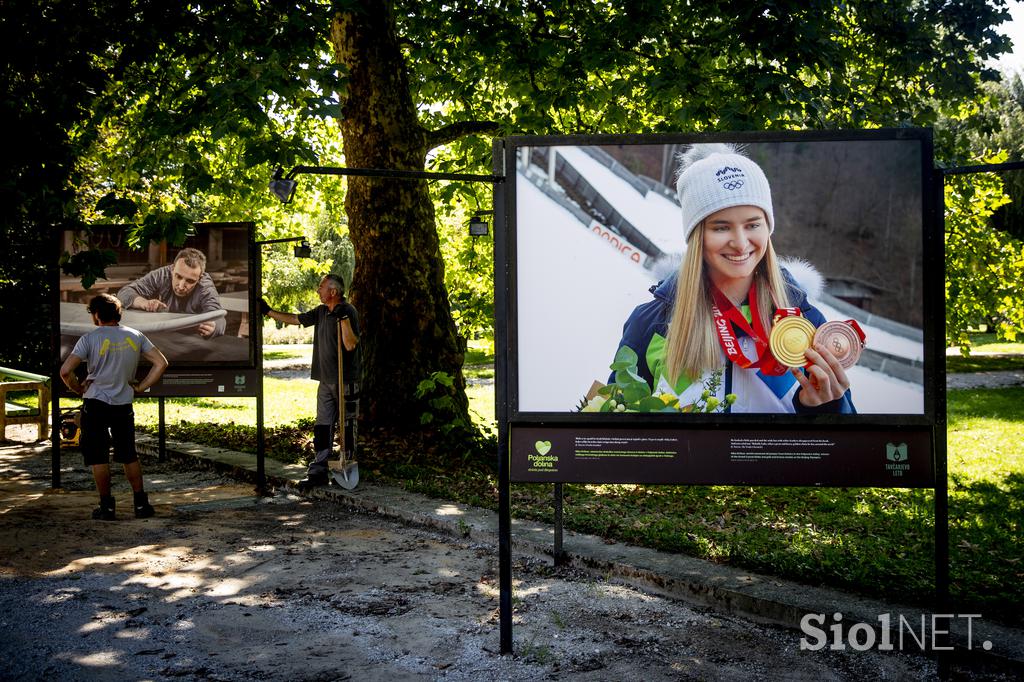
[
  {"left": 513, "top": 133, "right": 930, "bottom": 417},
  {"left": 504, "top": 130, "right": 938, "bottom": 487},
  {"left": 58, "top": 222, "right": 259, "bottom": 396}
]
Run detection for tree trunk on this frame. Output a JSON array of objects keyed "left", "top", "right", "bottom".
[{"left": 331, "top": 0, "right": 469, "bottom": 428}]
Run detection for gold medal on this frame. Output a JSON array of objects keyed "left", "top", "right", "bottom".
[
  {"left": 768, "top": 316, "right": 817, "bottom": 368},
  {"left": 814, "top": 320, "right": 863, "bottom": 369}
]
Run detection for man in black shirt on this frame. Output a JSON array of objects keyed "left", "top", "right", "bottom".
[{"left": 263, "top": 274, "right": 360, "bottom": 489}]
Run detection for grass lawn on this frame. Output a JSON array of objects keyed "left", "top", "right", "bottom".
[
  {"left": 947, "top": 332, "right": 1024, "bottom": 370},
  {"left": 946, "top": 354, "right": 1024, "bottom": 373},
  {"left": 946, "top": 387, "right": 1024, "bottom": 614},
  {"left": 263, "top": 344, "right": 313, "bottom": 363},
  {"left": 464, "top": 338, "right": 495, "bottom": 430}
]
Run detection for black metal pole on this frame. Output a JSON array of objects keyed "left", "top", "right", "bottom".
[
  {"left": 940, "top": 159, "right": 1024, "bottom": 176},
  {"left": 934, "top": 169, "right": 951, "bottom": 678},
  {"left": 287, "top": 164, "right": 505, "bottom": 184},
  {"left": 51, "top": 227, "right": 62, "bottom": 489},
  {"left": 254, "top": 236, "right": 306, "bottom": 246},
  {"left": 554, "top": 483, "right": 565, "bottom": 566},
  {"left": 493, "top": 140, "right": 513, "bottom": 655},
  {"left": 158, "top": 397, "right": 166, "bottom": 461},
  {"left": 256, "top": 390, "right": 266, "bottom": 492},
  {"left": 255, "top": 236, "right": 267, "bottom": 493}
]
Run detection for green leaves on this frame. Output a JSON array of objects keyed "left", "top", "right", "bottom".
[
  {"left": 130, "top": 210, "right": 194, "bottom": 249},
  {"left": 609, "top": 345, "right": 638, "bottom": 372},
  {"left": 584, "top": 346, "right": 733, "bottom": 413},
  {"left": 59, "top": 248, "right": 118, "bottom": 291},
  {"left": 944, "top": 168, "right": 1024, "bottom": 351},
  {"left": 95, "top": 192, "right": 138, "bottom": 220}
]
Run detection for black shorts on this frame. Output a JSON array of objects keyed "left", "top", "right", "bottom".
[{"left": 81, "top": 398, "right": 138, "bottom": 466}]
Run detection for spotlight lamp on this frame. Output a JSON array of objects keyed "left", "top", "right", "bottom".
[
  {"left": 293, "top": 239, "right": 312, "bottom": 258},
  {"left": 468, "top": 215, "right": 489, "bottom": 237},
  {"left": 268, "top": 166, "right": 298, "bottom": 204}
]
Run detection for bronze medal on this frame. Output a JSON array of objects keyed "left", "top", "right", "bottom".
[
  {"left": 768, "top": 316, "right": 817, "bottom": 368},
  {"left": 814, "top": 320, "right": 863, "bottom": 369}
]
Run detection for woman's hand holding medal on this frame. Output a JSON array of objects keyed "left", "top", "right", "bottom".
[
  {"left": 792, "top": 343, "right": 852, "bottom": 407},
  {"left": 775, "top": 319, "right": 864, "bottom": 407}
]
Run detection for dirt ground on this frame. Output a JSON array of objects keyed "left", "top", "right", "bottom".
[{"left": 0, "top": 427, "right": 996, "bottom": 681}]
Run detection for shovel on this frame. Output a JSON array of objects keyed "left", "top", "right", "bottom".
[{"left": 329, "top": 318, "right": 359, "bottom": 489}]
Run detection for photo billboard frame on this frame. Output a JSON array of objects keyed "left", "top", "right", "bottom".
[
  {"left": 500, "top": 129, "right": 941, "bottom": 489},
  {"left": 56, "top": 222, "right": 260, "bottom": 398}
]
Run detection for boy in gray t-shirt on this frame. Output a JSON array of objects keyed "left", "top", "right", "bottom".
[{"left": 61, "top": 294, "right": 169, "bottom": 520}]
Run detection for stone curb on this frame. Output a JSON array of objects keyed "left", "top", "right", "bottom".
[{"left": 134, "top": 434, "right": 1023, "bottom": 673}]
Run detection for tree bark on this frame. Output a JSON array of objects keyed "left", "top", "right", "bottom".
[{"left": 331, "top": 0, "right": 469, "bottom": 428}]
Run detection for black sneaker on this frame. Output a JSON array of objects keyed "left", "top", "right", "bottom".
[
  {"left": 133, "top": 492, "right": 155, "bottom": 519},
  {"left": 296, "top": 474, "right": 328, "bottom": 491},
  {"left": 92, "top": 496, "right": 116, "bottom": 521}
]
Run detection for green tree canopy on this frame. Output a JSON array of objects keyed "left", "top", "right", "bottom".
[
  {"left": 937, "top": 70, "right": 1024, "bottom": 348},
  {"left": 2, "top": 0, "right": 1014, "bottom": 427}
]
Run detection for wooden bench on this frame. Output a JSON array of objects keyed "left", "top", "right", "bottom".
[{"left": 0, "top": 367, "right": 50, "bottom": 442}]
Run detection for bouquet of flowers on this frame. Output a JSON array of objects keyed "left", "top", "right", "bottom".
[{"left": 579, "top": 346, "right": 736, "bottom": 413}]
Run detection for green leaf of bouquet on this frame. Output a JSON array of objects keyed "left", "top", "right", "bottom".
[
  {"left": 636, "top": 396, "right": 667, "bottom": 412},
  {"left": 614, "top": 369, "right": 649, "bottom": 389},
  {"left": 620, "top": 380, "right": 651, "bottom": 404},
  {"left": 609, "top": 345, "right": 638, "bottom": 371}
]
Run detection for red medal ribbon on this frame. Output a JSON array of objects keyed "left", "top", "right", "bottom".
[
  {"left": 709, "top": 283, "right": 801, "bottom": 376},
  {"left": 844, "top": 319, "right": 866, "bottom": 343},
  {"left": 710, "top": 282, "right": 769, "bottom": 371}
]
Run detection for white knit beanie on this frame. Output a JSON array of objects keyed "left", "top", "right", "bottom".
[{"left": 676, "top": 143, "right": 774, "bottom": 242}]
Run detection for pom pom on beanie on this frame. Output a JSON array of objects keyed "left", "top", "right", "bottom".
[{"left": 676, "top": 143, "right": 774, "bottom": 242}]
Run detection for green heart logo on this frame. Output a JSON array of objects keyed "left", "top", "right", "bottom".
[{"left": 535, "top": 440, "right": 552, "bottom": 455}]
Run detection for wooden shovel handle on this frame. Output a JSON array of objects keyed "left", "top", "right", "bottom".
[{"left": 336, "top": 318, "right": 346, "bottom": 452}]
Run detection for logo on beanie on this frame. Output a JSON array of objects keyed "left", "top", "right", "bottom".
[{"left": 715, "top": 165, "right": 746, "bottom": 191}]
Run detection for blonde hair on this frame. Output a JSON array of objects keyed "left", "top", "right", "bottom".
[{"left": 663, "top": 223, "right": 791, "bottom": 384}]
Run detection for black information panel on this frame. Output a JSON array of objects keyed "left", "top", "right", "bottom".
[
  {"left": 143, "top": 368, "right": 261, "bottom": 398},
  {"left": 510, "top": 425, "right": 934, "bottom": 488}
]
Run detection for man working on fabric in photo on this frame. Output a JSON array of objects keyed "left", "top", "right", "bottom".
[
  {"left": 262, "top": 274, "right": 360, "bottom": 490},
  {"left": 60, "top": 293, "right": 169, "bottom": 520},
  {"left": 116, "top": 247, "right": 226, "bottom": 338}
]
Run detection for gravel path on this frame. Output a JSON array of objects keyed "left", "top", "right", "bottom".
[
  {"left": 946, "top": 370, "right": 1024, "bottom": 390},
  {"left": 0, "top": 434, "right": 965, "bottom": 681}
]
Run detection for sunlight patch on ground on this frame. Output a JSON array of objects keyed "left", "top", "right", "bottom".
[
  {"left": 66, "top": 650, "right": 123, "bottom": 667},
  {"left": 204, "top": 578, "right": 252, "bottom": 597},
  {"left": 0, "top": 491, "right": 45, "bottom": 514},
  {"left": 49, "top": 544, "right": 168, "bottom": 575},
  {"left": 114, "top": 628, "right": 151, "bottom": 640},
  {"left": 435, "top": 504, "right": 466, "bottom": 516}
]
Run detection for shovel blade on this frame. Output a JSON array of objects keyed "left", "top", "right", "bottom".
[{"left": 329, "top": 460, "right": 359, "bottom": 490}]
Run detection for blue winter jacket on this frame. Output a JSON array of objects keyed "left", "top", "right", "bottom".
[{"left": 610, "top": 269, "right": 856, "bottom": 414}]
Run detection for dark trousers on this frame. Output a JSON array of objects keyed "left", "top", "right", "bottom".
[
  {"left": 309, "top": 381, "right": 360, "bottom": 477},
  {"left": 81, "top": 398, "right": 138, "bottom": 466}
]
